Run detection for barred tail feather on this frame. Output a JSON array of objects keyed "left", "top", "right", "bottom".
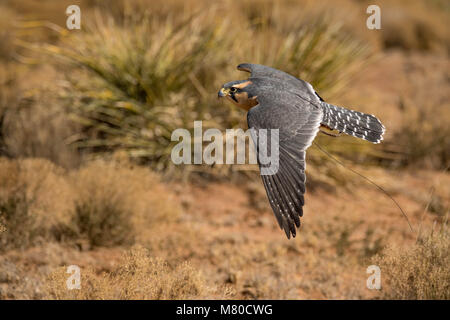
[{"left": 320, "top": 102, "right": 385, "bottom": 143}]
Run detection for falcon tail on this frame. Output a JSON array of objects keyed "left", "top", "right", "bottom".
[{"left": 320, "top": 102, "right": 385, "bottom": 143}]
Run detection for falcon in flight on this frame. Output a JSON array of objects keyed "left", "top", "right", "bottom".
[{"left": 218, "top": 63, "right": 385, "bottom": 239}]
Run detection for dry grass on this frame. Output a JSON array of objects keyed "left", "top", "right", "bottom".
[
  {"left": 373, "top": 228, "right": 449, "bottom": 299},
  {"left": 45, "top": 246, "right": 211, "bottom": 299}
]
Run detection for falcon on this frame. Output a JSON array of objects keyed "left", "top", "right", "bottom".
[{"left": 218, "top": 63, "right": 385, "bottom": 239}]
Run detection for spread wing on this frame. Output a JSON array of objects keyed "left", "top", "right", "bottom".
[{"left": 247, "top": 87, "right": 323, "bottom": 239}]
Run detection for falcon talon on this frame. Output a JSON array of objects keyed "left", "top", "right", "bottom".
[{"left": 218, "top": 63, "right": 386, "bottom": 239}]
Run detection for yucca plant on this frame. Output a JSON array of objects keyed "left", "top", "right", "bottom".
[
  {"left": 39, "top": 12, "right": 233, "bottom": 172},
  {"left": 34, "top": 5, "right": 379, "bottom": 178}
]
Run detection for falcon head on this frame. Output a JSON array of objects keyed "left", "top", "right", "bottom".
[{"left": 218, "top": 80, "right": 258, "bottom": 110}]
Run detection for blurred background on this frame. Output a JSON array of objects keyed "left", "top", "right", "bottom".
[{"left": 0, "top": 0, "right": 448, "bottom": 299}]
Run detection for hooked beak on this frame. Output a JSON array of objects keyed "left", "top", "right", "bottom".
[{"left": 218, "top": 87, "right": 229, "bottom": 98}]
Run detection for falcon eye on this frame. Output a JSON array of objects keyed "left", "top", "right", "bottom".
[{"left": 230, "top": 87, "right": 237, "bottom": 93}]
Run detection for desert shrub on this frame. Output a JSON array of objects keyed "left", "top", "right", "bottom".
[
  {"left": 385, "top": 103, "right": 450, "bottom": 169},
  {"left": 0, "top": 157, "right": 72, "bottom": 250},
  {"left": 380, "top": 52, "right": 450, "bottom": 170},
  {"left": 0, "top": 158, "right": 54, "bottom": 251},
  {"left": 45, "top": 246, "right": 209, "bottom": 299},
  {"left": 68, "top": 159, "right": 181, "bottom": 248},
  {"left": 69, "top": 161, "right": 135, "bottom": 247},
  {"left": 71, "top": 198, "right": 134, "bottom": 248},
  {"left": 0, "top": 157, "right": 181, "bottom": 250},
  {"left": 0, "top": 65, "right": 18, "bottom": 158},
  {"left": 373, "top": 230, "right": 449, "bottom": 299},
  {"left": 29, "top": 4, "right": 371, "bottom": 177},
  {"left": 0, "top": 191, "right": 40, "bottom": 251},
  {"left": 381, "top": 2, "right": 449, "bottom": 53}
]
